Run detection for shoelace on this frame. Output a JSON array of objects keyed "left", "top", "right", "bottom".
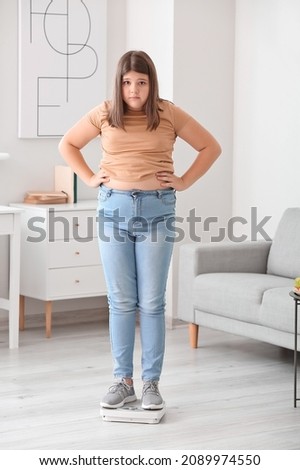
[
  {"left": 109, "top": 381, "right": 131, "bottom": 396},
  {"left": 143, "top": 382, "right": 159, "bottom": 395}
]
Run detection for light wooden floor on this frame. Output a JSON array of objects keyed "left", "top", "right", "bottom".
[{"left": 0, "top": 310, "right": 299, "bottom": 450}]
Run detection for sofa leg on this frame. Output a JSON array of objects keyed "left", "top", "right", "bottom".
[{"left": 189, "top": 323, "right": 199, "bottom": 348}]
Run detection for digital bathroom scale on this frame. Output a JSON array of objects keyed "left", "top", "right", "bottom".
[{"left": 100, "top": 400, "right": 166, "bottom": 424}]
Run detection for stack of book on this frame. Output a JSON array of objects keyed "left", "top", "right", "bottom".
[
  {"left": 23, "top": 165, "right": 77, "bottom": 204},
  {"left": 23, "top": 191, "right": 68, "bottom": 204}
]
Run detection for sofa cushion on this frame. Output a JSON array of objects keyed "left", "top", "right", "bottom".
[
  {"left": 260, "top": 286, "right": 298, "bottom": 334},
  {"left": 193, "top": 272, "right": 292, "bottom": 324},
  {"left": 267, "top": 207, "right": 300, "bottom": 278}
]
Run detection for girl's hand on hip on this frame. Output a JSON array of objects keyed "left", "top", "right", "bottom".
[
  {"left": 88, "top": 168, "right": 110, "bottom": 188},
  {"left": 156, "top": 171, "right": 187, "bottom": 191}
]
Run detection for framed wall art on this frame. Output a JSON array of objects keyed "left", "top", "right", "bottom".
[{"left": 18, "top": 0, "right": 107, "bottom": 138}]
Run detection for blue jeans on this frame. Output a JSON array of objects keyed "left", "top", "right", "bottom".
[{"left": 97, "top": 185, "right": 176, "bottom": 381}]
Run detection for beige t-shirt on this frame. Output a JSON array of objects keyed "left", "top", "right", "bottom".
[{"left": 86, "top": 99, "right": 192, "bottom": 182}]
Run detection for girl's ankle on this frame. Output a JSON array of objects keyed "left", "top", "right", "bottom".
[{"left": 123, "top": 377, "right": 133, "bottom": 386}]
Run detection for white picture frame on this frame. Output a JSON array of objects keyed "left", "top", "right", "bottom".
[{"left": 18, "top": 0, "right": 107, "bottom": 138}]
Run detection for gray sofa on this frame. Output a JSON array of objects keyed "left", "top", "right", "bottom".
[{"left": 178, "top": 208, "right": 300, "bottom": 350}]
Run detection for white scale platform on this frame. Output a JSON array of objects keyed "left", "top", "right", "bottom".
[{"left": 100, "top": 400, "right": 166, "bottom": 424}]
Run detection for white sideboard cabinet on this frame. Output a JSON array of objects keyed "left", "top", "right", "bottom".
[{"left": 11, "top": 201, "right": 107, "bottom": 338}]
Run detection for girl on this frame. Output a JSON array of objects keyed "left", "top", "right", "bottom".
[{"left": 59, "top": 50, "right": 221, "bottom": 410}]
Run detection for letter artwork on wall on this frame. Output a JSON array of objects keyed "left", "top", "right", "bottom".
[{"left": 18, "top": 0, "right": 106, "bottom": 138}]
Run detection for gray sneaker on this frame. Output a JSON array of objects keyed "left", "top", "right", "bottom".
[
  {"left": 142, "top": 381, "right": 164, "bottom": 410},
  {"left": 101, "top": 379, "right": 137, "bottom": 409}
]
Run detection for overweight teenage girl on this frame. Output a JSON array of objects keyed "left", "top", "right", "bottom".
[{"left": 59, "top": 50, "right": 221, "bottom": 410}]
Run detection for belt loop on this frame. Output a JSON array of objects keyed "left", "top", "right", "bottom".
[
  {"left": 157, "top": 190, "right": 162, "bottom": 199},
  {"left": 102, "top": 185, "right": 112, "bottom": 197}
]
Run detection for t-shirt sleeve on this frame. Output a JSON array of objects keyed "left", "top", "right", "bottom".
[
  {"left": 170, "top": 103, "right": 193, "bottom": 133},
  {"left": 85, "top": 101, "right": 109, "bottom": 131}
]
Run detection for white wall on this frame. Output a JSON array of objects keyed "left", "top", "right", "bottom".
[
  {"left": 126, "top": 0, "right": 174, "bottom": 101},
  {"left": 171, "top": 0, "right": 235, "bottom": 314},
  {"left": 125, "top": 0, "right": 234, "bottom": 239},
  {"left": 173, "top": 0, "right": 234, "bottom": 240},
  {"left": 233, "top": 0, "right": 300, "bottom": 238},
  {"left": 126, "top": 0, "right": 234, "bottom": 242}
]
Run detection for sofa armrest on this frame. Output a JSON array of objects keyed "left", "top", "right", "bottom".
[{"left": 177, "top": 240, "right": 272, "bottom": 323}]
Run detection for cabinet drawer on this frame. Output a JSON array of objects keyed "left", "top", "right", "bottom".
[
  {"left": 48, "top": 265, "right": 107, "bottom": 299},
  {"left": 49, "top": 210, "right": 98, "bottom": 241},
  {"left": 48, "top": 238, "right": 100, "bottom": 268}
]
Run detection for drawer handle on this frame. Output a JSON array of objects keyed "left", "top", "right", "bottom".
[
  {"left": 75, "top": 251, "right": 80, "bottom": 255},
  {"left": 75, "top": 223, "right": 80, "bottom": 227},
  {"left": 75, "top": 279, "right": 80, "bottom": 283}
]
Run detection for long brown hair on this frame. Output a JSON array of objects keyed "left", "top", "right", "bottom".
[{"left": 108, "top": 50, "right": 162, "bottom": 130}]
